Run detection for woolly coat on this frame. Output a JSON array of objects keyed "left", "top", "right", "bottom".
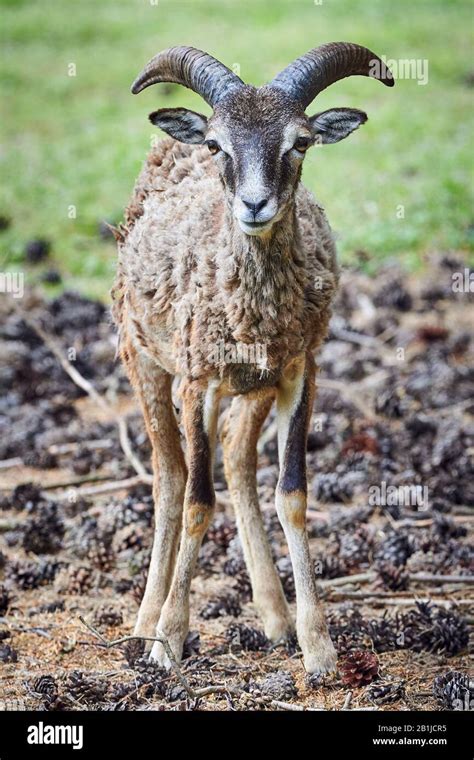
[{"left": 112, "top": 138, "right": 339, "bottom": 395}]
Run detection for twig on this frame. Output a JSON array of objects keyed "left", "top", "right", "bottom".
[
  {"left": 409, "top": 573, "right": 473, "bottom": 585},
  {"left": 78, "top": 617, "right": 240, "bottom": 701},
  {"left": 0, "top": 457, "right": 23, "bottom": 470},
  {"left": 342, "top": 691, "right": 352, "bottom": 710},
  {"left": 318, "top": 572, "right": 375, "bottom": 588},
  {"left": 48, "top": 439, "right": 114, "bottom": 456},
  {"left": 327, "top": 595, "right": 473, "bottom": 607},
  {"left": 40, "top": 473, "right": 122, "bottom": 491},
  {"left": 319, "top": 571, "right": 473, "bottom": 590},
  {"left": 52, "top": 475, "right": 147, "bottom": 501}
]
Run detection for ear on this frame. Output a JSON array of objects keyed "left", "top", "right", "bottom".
[
  {"left": 308, "top": 107, "right": 367, "bottom": 144},
  {"left": 149, "top": 107, "right": 208, "bottom": 144}
]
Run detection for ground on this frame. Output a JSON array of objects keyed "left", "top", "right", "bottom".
[{"left": 0, "top": 256, "right": 472, "bottom": 712}]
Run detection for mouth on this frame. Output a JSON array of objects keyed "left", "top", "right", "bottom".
[{"left": 238, "top": 219, "right": 274, "bottom": 236}]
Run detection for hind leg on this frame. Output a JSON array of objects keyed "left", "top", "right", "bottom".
[{"left": 222, "top": 394, "right": 293, "bottom": 642}]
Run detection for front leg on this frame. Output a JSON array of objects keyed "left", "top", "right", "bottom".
[
  {"left": 275, "top": 354, "right": 337, "bottom": 675},
  {"left": 150, "top": 380, "right": 219, "bottom": 667}
]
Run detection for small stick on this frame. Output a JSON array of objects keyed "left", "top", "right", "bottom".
[
  {"left": 318, "top": 572, "right": 375, "bottom": 588},
  {"left": 342, "top": 691, "right": 353, "bottom": 710},
  {"left": 409, "top": 573, "right": 473, "bottom": 585},
  {"left": 52, "top": 475, "right": 147, "bottom": 500},
  {"left": 48, "top": 439, "right": 114, "bottom": 456},
  {"left": 327, "top": 596, "right": 473, "bottom": 607},
  {"left": 0, "top": 457, "right": 23, "bottom": 470},
  {"left": 78, "top": 617, "right": 240, "bottom": 701}
]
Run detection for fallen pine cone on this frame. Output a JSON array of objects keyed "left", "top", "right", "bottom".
[
  {"left": 368, "top": 680, "right": 406, "bottom": 704},
  {"left": 0, "top": 643, "right": 18, "bottom": 663},
  {"left": 93, "top": 605, "right": 123, "bottom": 628},
  {"left": 433, "top": 670, "right": 473, "bottom": 710},
  {"left": 226, "top": 623, "right": 269, "bottom": 652},
  {"left": 340, "top": 650, "right": 379, "bottom": 687},
  {"left": 200, "top": 592, "right": 241, "bottom": 620},
  {"left": 376, "top": 561, "right": 410, "bottom": 591},
  {"left": 31, "top": 675, "right": 63, "bottom": 710}
]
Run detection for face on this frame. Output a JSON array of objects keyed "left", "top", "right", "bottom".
[
  {"left": 150, "top": 86, "right": 368, "bottom": 237},
  {"left": 206, "top": 87, "right": 312, "bottom": 236}
]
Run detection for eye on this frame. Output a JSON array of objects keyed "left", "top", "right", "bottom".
[
  {"left": 206, "top": 139, "right": 221, "bottom": 155},
  {"left": 293, "top": 136, "right": 311, "bottom": 153}
]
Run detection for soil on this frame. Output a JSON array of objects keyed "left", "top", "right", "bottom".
[{"left": 0, "top": 255, "right": 472, "bottom": 712}]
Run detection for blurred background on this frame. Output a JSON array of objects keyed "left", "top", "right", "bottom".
[{"left": 1, "top": 0, "right": 473, "bottom": 299}]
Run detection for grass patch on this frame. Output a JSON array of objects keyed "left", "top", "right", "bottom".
[{"left": 1, "top": 0, "right": 473, "bottom": 299}]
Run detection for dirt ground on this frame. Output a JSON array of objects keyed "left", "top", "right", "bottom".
[{"left": 0, "top": 255, "right": 472, "bottom": 712}]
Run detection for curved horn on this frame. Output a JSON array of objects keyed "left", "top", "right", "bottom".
[
  {"left": 131, "top": 46, "right": 244, "bottom": 107},
  {"left": 270, "top": 42, "right": 394, "bottom": 108}
]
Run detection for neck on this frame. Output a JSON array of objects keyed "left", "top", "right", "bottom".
[{"left": 217, "top": 198, "right": 308, "bottom": 360}]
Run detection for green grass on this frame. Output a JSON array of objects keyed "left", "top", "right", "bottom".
[{"left": 1, "top": 0, "right": 473, "bottom": 299}]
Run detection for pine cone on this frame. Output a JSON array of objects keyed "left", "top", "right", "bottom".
[
  {"left": 22, "top": 451, "right": 57, "bottom": 469},
  {"left": 31, "top": 675, "right": 62, "bottom": 710},
  {"left": 182, "top": 631, "right": 200, "bottom": 659},
  {"left": 207, "top": 514, "right": 237, "bottom": 550},
  {"left": 200, "top": 592, "right": 241, "bottom": 620},
  {"left": 22, "top": 502, "right": 64, "bottom": 555},
  {"left": 223, "top": 536, "right": 246, "bottom": 576},
  {"left": 6, "top": 558, "right": 61, "bottom": 589},
  {"left": 232, "top": 570, "right": 252, "bottom": 601},
  {"left": 56, "top": 565, "right": 95, "bottom": 595},
  {"left": 337, "top": 527, "right": 374, "bottom": 569},
  {"left": 226, "top": 623, "right": 269, "bottom": 652},
  {"left": 223, "top": 555, "right": 246, "bottom": 576},
  {"left": 340, "top": 650, "right": 379, "bottom": 687},
  {"left": 127, "top": 657, "right": 168, "bottom": 699},
  {"left": 131, "top": 570, "right": 147, "bottom": 605},
  {"left": 123, "top": 638, "right": 145, "bottom": 666},
  {"left": 316, "top": 554, "right": 350, "bottom": 580},
  {"left": 64, "top": 671, "right": 108, "bottom": 704},
  {"left": 10, "top": 482, "right": 43, "bottom": 511},
  {"left": 0, "top": 643, "right": 18, "bottom": 663},
  {"left": 197, "top": 540, "right": 220, "bottom": 575},
  {"left": 433, "top": 671, "right": 473, "bottom": 710},
  {"left": 375, "top": 531, "right": 413, "bottom": 566},
  {"left": 368, "top": 680, "right": 406, "bottom": 704},
  {"left": 258, "top": 671, "right": 297, "bottom": 700},
  {"left": 376, "top": 561, "right": 409, "bottom": 591},
  {"left": 399, "top": 602, "right": 468, "bottom": 656},
  {"left": 93, "top": 605, "right": 123, "bottom": 628},
  {"left": 113, "top": 523, "right": 148, "bottom": 553},
  {"left": 87, "top": 540, "right": 114, "bottom": 572}
]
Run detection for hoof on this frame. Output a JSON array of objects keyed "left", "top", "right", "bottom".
[{"left": 302, "top": 637, "right": 338, "bottom": 676}]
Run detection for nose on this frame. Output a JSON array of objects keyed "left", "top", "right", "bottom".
[{"left": 242, "top": 198, "right": 268, "bottom": 217}]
